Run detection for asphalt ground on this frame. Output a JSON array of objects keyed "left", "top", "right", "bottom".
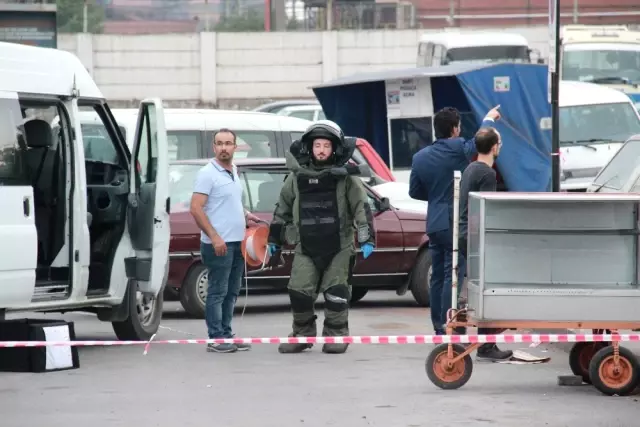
[{"left": 1, "top": 290, "right": 639, "bottom": 427}]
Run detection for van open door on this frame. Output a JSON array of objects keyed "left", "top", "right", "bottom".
[
  {"left": 0, "top": 91, "right": 38, "bottom": 308},
  {"left": 125, "top": 98, "right": 170, "bottom": 296}
]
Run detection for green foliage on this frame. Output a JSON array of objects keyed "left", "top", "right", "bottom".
[
  {"left": 214, "top": 10, "right": 265, "bottom": 32},
  {"left": 56, "top": 0, "right": 105, "bottom": 33}
]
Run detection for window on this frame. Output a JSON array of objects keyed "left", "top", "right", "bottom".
[
  {"left": 167, "top": 130, "right": 201, "bottom": 161},
  {"left": 562, "top": 49, "right": 640, "bottom": 84},
  {"left": 206, "top": 130, "right": 277, "bottom": 159},
  {"left": 289, "top": 110, "right": 316, "bottom": 121},
  {"left": 559, "top": 102, "right": 640, "bottom": 147},
  {"left": 78, "top": 105, "right": 124, "bottom": 166},
  {"left": 432, "top": 44, "right": 444, "bottom": 65},
  {"left": 0, "top": 97, "right": 29, "bottom": 185},
  {"left": 318, "top": 110, "right": 326, "bottom": 120},
  {"left": 239, "top": 169, "right": 288, "bottom": 213},
  {"left": 592, "top": 138, "right": 640, "bottom": 191},
  {"left": 389, "top": 117, "right": 433, "bottom": 169},
  {"left": 135, "top": 104, "right": 158, "bottom": 185},
  {"left": 444, "top": 45, "right": 530, "bottom": 65},
  {"left": 168, "top": 163, "right": 201, "bottom": 210}
]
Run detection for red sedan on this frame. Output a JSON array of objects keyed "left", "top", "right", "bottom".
[{"left": 167, "top": 158, "right": 431, "bottom": 318}]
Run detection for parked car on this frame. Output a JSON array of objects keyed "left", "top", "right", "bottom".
[
  {"left": 277, "top": 104, "right": 326, "bottom": 121},
  {"left": 167, "top": 158, "right": 431, "bottom": 318},
  {"left": 587, "top": 133, "right": 640, "bottom": 193},
  {"left": 252, "top": 100, "right": 320, "bottom": 114}
]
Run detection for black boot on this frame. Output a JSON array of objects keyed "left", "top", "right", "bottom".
[
  {"left": 477, "top": 343, "right": 513, "bottom": 361},
  {"left": 278, "top": 315, "right": 317, "bottom": 354},
  {"left": 321, "top": 320, "right": 349, "bottom": 354}
]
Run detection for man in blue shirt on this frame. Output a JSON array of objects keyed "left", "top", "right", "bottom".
[
  {"left": 190, "top": 128, "right": 261, "bottom": 353},
  {"left": 409, "top": 106, "right": 501, "bottom": 335}
]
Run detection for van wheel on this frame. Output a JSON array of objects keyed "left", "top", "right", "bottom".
[
  {"left": 112, "top": 281, "right": 163, "bottom": 341},
  {"left": 180, "top": 264, "right": 207, "bottom": 319},
  {"left": 410, "top": 250, "right": 432, "bottom": 307}
]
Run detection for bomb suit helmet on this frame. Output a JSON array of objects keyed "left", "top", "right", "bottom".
[{"left": 295, "top": 120, "right": 351, "bottom": 167}]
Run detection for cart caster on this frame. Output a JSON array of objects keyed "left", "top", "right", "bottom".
[
  {"left": 426, "top": 344, "right": 473, "bottom": 390},
  {"left": 569, "top": 342, "right": 609, "bottom": 384},
  {"left": 588, "top": 345, "right": 640, "bottom": 396}
]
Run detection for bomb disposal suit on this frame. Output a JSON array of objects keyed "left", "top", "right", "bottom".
[{"left": 267, "top": 121, "right": 376, "bottom": 354}]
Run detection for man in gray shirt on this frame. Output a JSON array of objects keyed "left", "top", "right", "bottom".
[
  {"left": 458, "top": 127, "right": 512, "bottom": 361},
  {"left": 190, "top": 128, "right": 261, "bottom": 353}
]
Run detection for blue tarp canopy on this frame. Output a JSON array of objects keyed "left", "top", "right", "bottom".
[{"left": 312, "top": 63, "right": 552, "bottom": 192}]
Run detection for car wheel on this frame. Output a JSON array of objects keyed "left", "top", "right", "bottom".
[
  {"left": 180, "top": 264, "right": 207, "bottom": 318},
  {"left": 112, "top": 281, "right": 163, "bottom": 341},
  {"left": 350, "top": 287, "right": 369, "bottom": 305},
  {"left": 410, "top": 249, "right": 432, "bottom": 307}
]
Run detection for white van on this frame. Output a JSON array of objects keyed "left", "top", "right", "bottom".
[
  {"left": 416, "top": 32, "right": 539, "bottom": 67},
  {"left": 0, "top": 41, "right": 170, "bottom": 340},
  {"left": 76, "top": 108, "right": 312, "bottom": 161},
  {"left": 559, "top": 80, "right": 640, "bottom": 191}
]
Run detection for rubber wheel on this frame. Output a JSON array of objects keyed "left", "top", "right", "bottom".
[
  {"left": 426, "top": 343, "right": 473, "bottom": 390},
  {"left": 112, "top": 281, "right": 164, "bottom": 341},
  {"left": 350, "top": 287, "right": 368, "bottom": 305},
  {"left": 589, "top": 345, "right": 640, "bottom": 396},
  {"left": 180, "top": 264, "right": 208, "bottom": 318},
  {"left": 410, "top": 249, "right": 432, "bottom": 307},
  {"left": 569, "top": 342, "right": 609, "bottom": 384}
]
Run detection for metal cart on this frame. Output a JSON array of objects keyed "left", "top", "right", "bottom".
[{"left": 425, "top": 173, "right": 640, "bottom": 396}]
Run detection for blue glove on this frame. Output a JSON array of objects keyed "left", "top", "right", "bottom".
[
  {"left": 361, "top": 243, "right": 374, "bottom": 259},
  {"left": 267, "top": 243, "right": 279, "bottom": 257}
]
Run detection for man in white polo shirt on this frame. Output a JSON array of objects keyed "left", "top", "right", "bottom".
[{"left": 190, "top": 128, "right": 261, "bottom": 353}]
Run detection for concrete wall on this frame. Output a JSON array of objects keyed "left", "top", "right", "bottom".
[{"left": 59, "top": 26, "right": 550, "bottom": 109}]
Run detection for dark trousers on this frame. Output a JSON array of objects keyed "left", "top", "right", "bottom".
[
  {"left": 458, "top": 236, "right": 498, "bottom": 337},
  {"left": 427, "top": 228, "right": 466, "bottom": 334}
]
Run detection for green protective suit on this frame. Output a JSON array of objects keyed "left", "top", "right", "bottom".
[{"left": 268, "top": 150, "right": 375, "bottom": 353}]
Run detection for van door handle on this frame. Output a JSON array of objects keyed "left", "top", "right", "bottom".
[{"left": 23, "top": 197, "right": 30, "bottom": 217}]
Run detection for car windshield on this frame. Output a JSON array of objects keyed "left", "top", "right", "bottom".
[
  {"left": 444, "top": 45, "right": 530, "bottom": 64},
  {"left": 563, "top": 48, "right": 640, "bottom": 85},
  {"left": 559, "top": 102, "right": 640, "bottom": 146},
  {"left": 169, "top": 163, "right": 289, "bottom": 213},
  {"left": 592, "top": 138, "right": 640, "bottom": 191}
]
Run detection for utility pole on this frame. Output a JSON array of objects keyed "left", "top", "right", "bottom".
[{"left": 549, "top": 0, "right": 561, "bottom": 192}]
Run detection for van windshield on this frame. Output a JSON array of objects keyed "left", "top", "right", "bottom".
[
  {"left": 82, "top": 123, "right": 126, "bottom": 164},
  {"left": 559, "top": 102, "right": 640, "bottom": 146},
  {"left": 444, "top": 45, "right": 530, "bottom": 64},
  {"left": 563, "top": 48, "right": 640, "bottom": 85}
]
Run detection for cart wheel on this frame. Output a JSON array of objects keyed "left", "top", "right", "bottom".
[
  {"left": 569, "top": 342, "right": 608, "bottom": 384},
  {"left": 588, "top": 345, "right": 640, "bottom": 396},
  {"left": 426, "top": 344, "right": 473, "bottom": 390}
]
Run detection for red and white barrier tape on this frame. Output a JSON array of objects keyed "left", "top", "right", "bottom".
[{"left": 1, "top": 333, "right": 639, "bottom": 350}]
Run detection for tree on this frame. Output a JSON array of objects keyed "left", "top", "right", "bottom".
[
  {"left": 56, "top": 0, "right": 105, "bottom": 33},
  {"left": 214, "top": 9, "right": 265, "bottom": 32}
]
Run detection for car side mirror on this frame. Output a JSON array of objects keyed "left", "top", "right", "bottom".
[{"left": 376, "top": 197, "right": 391, "bottom": 212}]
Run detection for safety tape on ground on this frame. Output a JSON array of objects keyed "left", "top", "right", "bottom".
[{"left": 1, "top": 333, "right": 639, "bottom": 349}]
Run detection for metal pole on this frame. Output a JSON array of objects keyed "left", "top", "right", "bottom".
[
  {"left": 452, "top": 170, "right": 461, "bottom": 311},
  {"left": 551, "top": 0, "right": 561, "bottom": 192},
  {"left": 205, "top": 0, "right": 210, "bottom": 32},
  {"left": 83, "top": 0, "right": 88, "bottom": 33},
  {"left": 573, "top": 0, "right": 578, "bottom": 24},
  {"left": 448, "top": 0, "right": 455, "bottom": 26}
]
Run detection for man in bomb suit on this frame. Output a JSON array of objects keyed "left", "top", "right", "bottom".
[{"left": 267, "top": 120, "right": 376, "bottom": 354}]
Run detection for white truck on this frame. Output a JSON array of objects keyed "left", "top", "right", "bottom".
[
  {"left": 0, "top": 41, "right": 170, "bottom": 340},
  {"left": 416, "top": 31, "right": 542, "bottom": 67},
  {"left": 561, "top": 25, "right": 640, "bottom": 110}
]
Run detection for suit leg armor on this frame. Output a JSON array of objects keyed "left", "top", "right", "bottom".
[{"left": 279, "top": 247, "right": 320, "bottom": 354}]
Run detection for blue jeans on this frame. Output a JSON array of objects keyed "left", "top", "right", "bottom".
[
  {"left": 200, "top": 241, "right": 244, "bottom": 339},
  {"left": 427, "top": 228, "right": 466, "bottom": 334}
]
